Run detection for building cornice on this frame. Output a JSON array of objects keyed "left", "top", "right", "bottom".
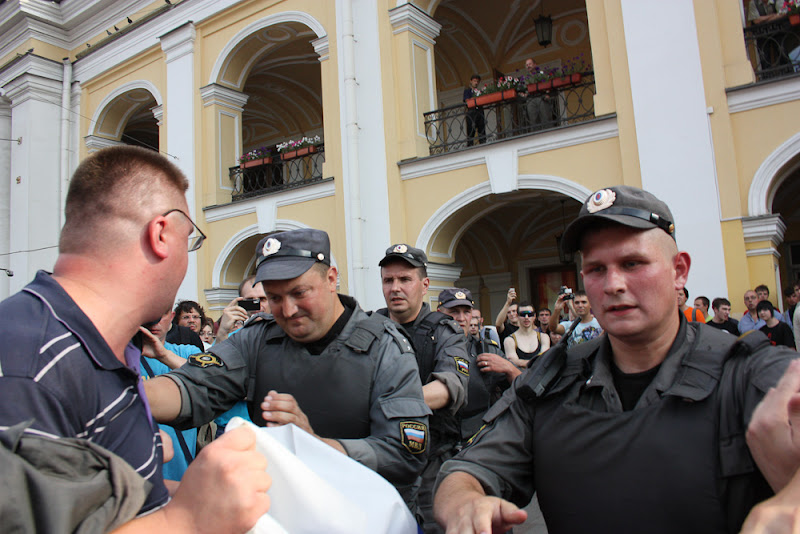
[
  {"left": 727, "top": 76, "right": 800, "bottom": 114},
  {"left": 0, "top": 52, "right": 62, "bottom": 93},
  {"left": 200, "top": 83, "right": 249, "bottom": 112},
  {"left": 389, "top": 3, "right": 441, "bottom": 45},
  {"left": 84, "top": 134, "right": 124, "bottom": 152},
  {"left": 159, "top": 22, "right": 196, "bottom": 63},
  {"left": 312, "top": 36, "right": 330, "bottom": 62},
  {"left": 742, "top": 214, "right": 786, "bottom": 247}
]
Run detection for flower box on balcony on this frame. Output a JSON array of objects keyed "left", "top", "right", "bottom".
[
  {"left": 240, "top": 157, "right": 272, "bottom": 169},
  {"left": 281, "top": 144, "right": 318, "bottom": 160},
  {"left": 790, "top": 13, "right": 800, "bottom": 25},
  {"left": 536, "top": 80, "right": 553, "bottom": 92},
  {"left": 571, "top": 73, "right": 582, "bottom": 84},
  {"left": 466, "top": 89, "right": 517, "bottom": 108},
  {"left": 552, "top": 76, "right": 571, "bottom": 88}
]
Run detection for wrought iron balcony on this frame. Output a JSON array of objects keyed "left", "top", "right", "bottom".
[
  {"left": 423, "top": 74, "right": 596, "bottom": 155},
  {"left": 229, "top": 146, "right": 326, "bottom": 200},
  {"left": 743, "top": 18, "right": 800, "bottom": 81}
]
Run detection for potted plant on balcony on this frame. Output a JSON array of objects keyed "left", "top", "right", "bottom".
[
  {"left": 526, "top": 70, "right": 550, "bottom": 94},
  {"left": 553, "top": 54, "right": 590, "bottom": 88},
  {"left": 785, "top": 0, "right": 800, "bottom": 25},
  {"left": 239, "top": 146, "right": 272, "bottom": 168},
  {"left": 278, "top": 135, "right": 322, "bottom": 160},
  {"left": 465, "top": 76, "right": 520, "bottom": 108}
]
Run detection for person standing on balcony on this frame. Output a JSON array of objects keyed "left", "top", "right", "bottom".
[
  {"left": 521, "top": 58, "right": 552, "bottom": 131},
  {"left": 748, "top": 0, "right": 782, "bottom": 25},
  {"left": 463, "top": 74, "right": 486, "bottom": 146}
]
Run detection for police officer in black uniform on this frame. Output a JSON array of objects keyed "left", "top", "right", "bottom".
[
  {"left": 144, "top": 229, "right": 430, "bottom": 507},
  {"left": 437, "top": 287, "right": 517, "bottom": 442},
  {"left": 434, "top": 186, "right": 798, "bottom": 534},
  {"left": 377, "top": 244, "right": 470, "bottom": 533}
]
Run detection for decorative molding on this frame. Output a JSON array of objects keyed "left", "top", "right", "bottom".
[
  {"left": 84, "top": 134, "right": 124, "bottom": 152},
  {"left": 87, "top": 80, "right": 163, "bottom": 137},
  {"left": 203, "top": 288, "right": 238, "bottom": 310},
  {"left": 727, "top": 76, "right": 800, "bottom": 114},
  {"left": 159, "top": 22, "right": 196, "bottom": 63},
  {"left": 151, "top": 104, "right": 163, "bottom": 125},
  {"left": 199, "top": 83, "right": 248, "bottom": 111},
  {"left": 203, "top": 180, "right": 336, "bottom": 223},
  {"left": 742, "top": 214, "right": 786, "bottom": 248},
  {"left": 399, "top": 115, "right": 618, "bottom": 180},
  {"left": 3, "top": 73, "right": 63, "bottom": 107},
  {"left": 389, "top": 3, "right": 441, "bottom": 45},
  {"left": 209, "top": 11, "right": 327, "bottom": 85},
  {"left": 0, "top": 53, "right": 62, "bottom": 93},
  {"left": 745, "top": 247, "right": 781, "bottom": 259},
  {"left": 748, "top": 130, "right": 800, "bottom": 217},
  {"left": 427, "top": 262, "right": 463, "bottom": 285},
  {"left": 311, "top": 36, "right": 330, "bottom": 62}
]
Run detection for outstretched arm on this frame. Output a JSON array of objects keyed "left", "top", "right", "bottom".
[
  {"left": 495, "top": 288, "right": 516, "bottom": 333},
  {"left": 434, "top": 471, "right": 527, "bottom": 533}
]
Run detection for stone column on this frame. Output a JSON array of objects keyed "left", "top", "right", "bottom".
[
  {"left": 388, "top": 3, "right": 441, "bottom": 160},
  {"left": 742, "top": 214, "right": 787, "bottom": 312},
  {"left": 160, "top": 22, "right": 199, "bottom": 302},
  {"left": 3, "top": 55, "right": 64, "bottom": 294},
  {"left": 199, "top": 84, "right": 248, "bottom": 206},
  {"left": 0, "top": 98, "right": 11, "bottom": 299}
]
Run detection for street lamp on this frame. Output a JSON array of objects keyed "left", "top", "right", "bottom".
[{"left": 534, "top": 1, "right": 553, "bottom": 48}]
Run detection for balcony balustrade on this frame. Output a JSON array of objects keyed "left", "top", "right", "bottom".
[
  {"left": 229, "top": 146, "right": 327, "bottom": 200},
  {"left": 423, "top": 75, "right": 596, "bottom": 155},
  {"left": 744, "top": 19, "right": 800, "bottom": 81}
]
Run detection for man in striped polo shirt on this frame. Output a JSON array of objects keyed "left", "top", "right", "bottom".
[{"left": 0, "top": 146, "right": 270, "bottom": 533}]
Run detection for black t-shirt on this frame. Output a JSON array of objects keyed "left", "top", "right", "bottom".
[
  {"left": 760, "top": 322, "right": 796, "bottom": 349},
  {"left": 498, "top": 321, "right": 519, "bottom": 345},
  {"left": 165, "top": 324, "right": 204, "bottom": 352},
  {"left": 611, "top": 362, "right": 662, "bottom": 411},
  {"left": 706, "top": 319, "right": 739, "bottom": 336},
  {"left": 304, "top": 297, "right": 354, "bottom": 355}
]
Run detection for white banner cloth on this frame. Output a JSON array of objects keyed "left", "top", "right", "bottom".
[{"left": 226, "top": 417, "right": 419, "bottom": 534}]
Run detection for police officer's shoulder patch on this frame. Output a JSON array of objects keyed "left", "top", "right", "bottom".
[
  {"left": 453, "top": 356, "right": 470, "bottom": 376},
  {"left": 400, "top": 421, "right": 427, "bottom": 454},
  {"left": 188, "top": 353, "right": 225, "bottom": 369}
]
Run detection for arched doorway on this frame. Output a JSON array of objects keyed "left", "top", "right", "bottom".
[{"left": 87, "top": 84, "right": 161, "bottom": 151}]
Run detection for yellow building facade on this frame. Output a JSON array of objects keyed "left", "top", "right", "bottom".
[{"left": 1, "top": 0, "right": 798, "bottom": 319}]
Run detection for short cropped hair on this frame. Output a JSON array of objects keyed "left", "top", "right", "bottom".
[
  {"left": 784, "top": 287, "right": 796, "bottom": 298},
  {"left": 712, "top": 297, "right": 730, "bottom": 310},
  {"left": 60, "top": 146, "right": 188, "bottom": 254},
  {"left": 756, "top": 300, "right": 774, "bottom": 317},
  {"left": 695, "top": 296, "right": 709, "bottom": 308},
  {"left": 755, "top": 284, "right": 769, "bottom": 295},
  {"left": 239, "top": 275, "right": 257, "bottom": 297},
  {"left": 574, "top": 289, "right": 587, "bottom": 299},
  {"left": 470, "top": 73, "right": 481, "bottom": 82},
  {"left": 518, "top": 301, "right": 533, "bottom": 309}
]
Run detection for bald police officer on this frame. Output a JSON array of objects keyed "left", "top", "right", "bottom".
[
  {"left": 377, "top": 244, "right": 470, "bottom": 533},
  {"left": 145, "top": 229, "right": 430, "bottom": 506},
  {"left": 434, "top": 186, "right": 798, "bottom": 534}
]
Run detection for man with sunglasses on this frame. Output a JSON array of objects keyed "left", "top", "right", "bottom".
[{"left": 0, "top": 146, "right": 270, "bottom": 533}]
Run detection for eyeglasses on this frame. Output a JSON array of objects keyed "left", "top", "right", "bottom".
[
  {"left": 162, "top": 209, "right": 206, "bottom": 252},
  {"left": 518, "top": 310, "right": 535, "bottom": 318}
]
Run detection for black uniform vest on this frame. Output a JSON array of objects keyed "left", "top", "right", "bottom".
[
  {"left": 515, "top": 325, "right": 774, "bottom": 534},
  {"left": 245, "top": 318, "right": 383, "bottom": 439}
]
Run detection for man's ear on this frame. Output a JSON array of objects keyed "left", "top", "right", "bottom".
[
  {"left": 673, "top": 251, "right": 691, "bottom": 289},
  {"left": 326, "top": 266, "right": 339, "bottom": 291},
  {"left": 146, "top": 216, "right": 170, "bottom": 260}
]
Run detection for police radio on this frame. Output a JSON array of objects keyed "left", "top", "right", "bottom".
[{"left": 516, "top": 317, "right": 581, "bottom": 403}]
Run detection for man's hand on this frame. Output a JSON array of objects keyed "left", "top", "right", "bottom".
[
  {"left": 216, "top": 298, "right": 249, "bottom": 343},
  {"left": 112, "top": 426, "right": 270, "bottom": 534},
  {"left": 506, "top": 288, "right": 517, "bottom": 306},
  {"left": 477, "top": 352, "right": 522, "bottom": 382},
  {"left": 260, "top": 390, "right": 314, "bottom": 433},
  {"left": 435, "top": 472, "right": 527, "bottom": 534},
  {"left": 260, "top": 390, "right": 347, "bottom": 455},
  {"left": 549, "top": 295, "right": 567, "bottom": 335},
  {"left": 740, "top": 463, "right": 800, "bottom": 534},
  {"left": 139, "top": 327, "right": 186, "bottom": 370},
  {"left": 747, "top": 359, "right": 800, "bottom": 492}
]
